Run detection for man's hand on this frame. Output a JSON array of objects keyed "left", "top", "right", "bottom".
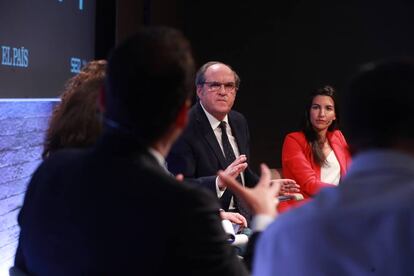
[
  {"left": 219, "top": 164, "right": 296, "bottom": 218},
  {"left": 220, "top": 211, "right": 248, "bottom": 228},
  {"left": 175, "top": 174, "right": 184, "bottom": 182},
  {"left": 275, "top": 179, "right": 300, "bottom": 195},
  {"left": 217, "top": 154, "right": 248, "bottom": 190}
]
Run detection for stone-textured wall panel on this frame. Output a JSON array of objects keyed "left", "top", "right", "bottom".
[
  {"left": 0, "top": 132, "right": 45, "bottom": 151},
  {"left": 0, "top": 177, "right": 31, "bottom": 201},
  {"left": 0, "top": 146, "right": 43, "bottom": 169},
  {"left": 0, "top": 160, "right": 42, "bottom": 186},
  {"left": 0, "top": 100, "right": 58, "bottom": 120},
  {"left": 0, "top": 99, "right": 58, "bottom": 275},
  {"left": 0, "top": 117, "right": 50, "bottom": 136}
]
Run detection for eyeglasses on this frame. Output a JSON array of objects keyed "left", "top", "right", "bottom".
[{"left": 202, "top": 81, "right": 238, "bottom": 92}]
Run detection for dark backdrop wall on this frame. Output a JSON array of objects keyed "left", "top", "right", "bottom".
[
  {"left": 0, "top": 0, "right": 96, "bottom": 98},
  {"left": 116, "top": 0, "right": 414, "bottom": 170}
]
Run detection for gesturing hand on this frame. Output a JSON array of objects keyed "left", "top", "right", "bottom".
[
  {"left": 217, "top": 154, "right": 248, "bottom": 190},
  {"left": 220, "top": 211, "right": 248, "bottom": 228},
  {"left": 219, "top": 164, "right": 295, "bottom": 218},
  {"left": 175, "top": 174, "right": 184, "bottom": 182},
  {"left": 276, "top": 179, "right": 300, "bottom": 195}
]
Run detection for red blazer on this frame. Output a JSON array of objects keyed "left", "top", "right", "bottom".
[{"left": 279, "top": 130, "right": 352, "bottom": 212}]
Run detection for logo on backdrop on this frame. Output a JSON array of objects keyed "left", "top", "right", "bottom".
[
  {"left": 58, "top": 0, "right": 84, "bottom": 11},
  {"left": 1, "top": 45, "right": 29, "bottom": 68},
  {"left": 70, "top": 57, "right": 88, "bottom": 74}
]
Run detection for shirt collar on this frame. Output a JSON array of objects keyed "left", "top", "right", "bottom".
[
  {"left": 147, "top": 147, "right": 167, "bottom": 170},
  {"left": 200, "top": 102, "right": 229, "bottom": 130}
]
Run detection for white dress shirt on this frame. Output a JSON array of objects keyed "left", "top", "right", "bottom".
[
  {"left": 199, "top": 103, "right": 245, "bottom": 210},
  {"left": 321, "top": 150, "right": 341, "bottom": 185},
  {"left": 148, "top": 147, "right": 170, "bottom": 174}
]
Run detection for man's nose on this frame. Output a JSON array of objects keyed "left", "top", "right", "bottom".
[{"left": 217, "top": 85, "right": 227, "bottom": 94}]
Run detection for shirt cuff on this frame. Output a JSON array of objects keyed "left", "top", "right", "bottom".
[
  {"left": 251, "top": 214, "right": 274, "bottom": 232},
  {"left": 215, "top": 176, "right": 226, "bottom": 198}
]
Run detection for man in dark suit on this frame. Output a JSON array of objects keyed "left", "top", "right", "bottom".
[
  {"left": 14, "top": 27, "right": 251, "bottom": 275},
  {"left": 168, "top": 62, "right": 299, "bottom": 223},
  {"left": 167, "top": 62, "right": 257, "bottom": 220}
]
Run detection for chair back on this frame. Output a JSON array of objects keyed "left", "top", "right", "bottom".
[{"left": 9, "top": 266, "right": 29, "bottom": 276}]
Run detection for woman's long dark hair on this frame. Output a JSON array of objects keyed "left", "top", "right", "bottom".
[
  {"left": 301, "top": 85, "right": 340, "bottom": 166},
  {"left": 42, "top": 60, "right": 107, "bottom": 159}
]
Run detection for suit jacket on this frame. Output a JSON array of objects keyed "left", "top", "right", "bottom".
[
  {"left": 15, "top": 130, "right": 248, "bottom": 275},
  {"left": 282, "top": 130, "right": 352, "bottom": 197},
  {"left": 167, "top": 102, "right": 258, "bottom": 211}
]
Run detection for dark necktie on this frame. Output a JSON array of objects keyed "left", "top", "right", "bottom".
[
  {"left": 219, "top": 121, "right": 237, "bottom": 164},
  {"left": 219, "top": 121, "right": 251, "bottom": 221}
]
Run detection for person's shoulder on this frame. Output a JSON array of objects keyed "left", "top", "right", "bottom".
[
  {"left": 285, "top": 131, "right": 306, "bottom": 142},
  {"left": 188, "top": 103, "right": 198, "bottom": 116},
  {"left": 175, "top": 178, "right": 221, "bottom": 209},
  {"left": 26, "top": 148, "right": 93, "bottom": 200},
  {"left": 229, "top": 109, "right": 245, "bottom": 119},
  {"left": 229, "top": 109, "right": 249, "bottom": 128},
  {"left": 328, "top": 130, "right": 347, "bottom": 144},
  {"left": 331, "top": 129, "right": 344, "bottom": 137},
  {"left": 183, "top": 103, "right": 203, "bottom": 129},
  {"left": 188, "top": 102, "right": 203, "bottom": 119},
  {"left": 269, "top": 187, "right": 339, "bottom": 234},
  {"left": 33, "top": 148, "right": 95, "bottom": 185},
  {"left": 41, "top": 147, "right": 91, "bottom": 171},
  {"left": 286, "top": 131, "right": 304, "bottom": 138},
  {"left": 257, "top": 189, "right": 340, "bottom": 271},
  {"left": 140, "top": 157, "right": 220, "bottom": 209},
  {"left": 146, "top": 172, "right": 221, "bottom": 221},
  {"left": 269, "top": 204, "right": 314, "bottom": 232}
]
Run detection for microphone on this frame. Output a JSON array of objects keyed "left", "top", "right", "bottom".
[{"left": 277, "top": 193, "right": 304, "bottom": 202}]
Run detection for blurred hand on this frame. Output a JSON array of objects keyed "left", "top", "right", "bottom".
[
  {"left": 220, "top": 211, "right": 248, "bottom": 228},
  {"left": 275, "top": 179, "right": 300, "bottom": 195},
  {"left": 219, "top": 164, "right": 295, "bottom": 217},
  {"left": 175, "top": 174, "right": 184, "bottom": 182},
  {"left": 217, "top": 154, "right": 248, "bottom": 190}
]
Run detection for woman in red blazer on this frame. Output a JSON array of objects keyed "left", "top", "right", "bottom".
[{"left": 279, "top": 85, "right": 352, "bottom": 212}]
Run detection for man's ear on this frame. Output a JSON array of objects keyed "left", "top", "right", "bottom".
[
  {"left": 98, "top": 86, "right": 105, "bottom": 113},
  {"left": 196, "top": 85, "right": 203, "bottom": 98},
  {"left": 176, "top": 99, "right": 191, "bottom": 128}
]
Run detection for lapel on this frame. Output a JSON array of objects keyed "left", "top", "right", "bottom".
[
  {"left": 328, "top": 131, "right": 347, "bottom": 176},
  {"left": 195, "top": 103, "right": 228, "bottom": 169},
  {"left": 228, "top": 112, "right": 247, "bottom": 155}
]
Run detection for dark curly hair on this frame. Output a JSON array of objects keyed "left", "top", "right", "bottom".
[{"left": 42, "top": 60, "right": 107, "bottom": 159}]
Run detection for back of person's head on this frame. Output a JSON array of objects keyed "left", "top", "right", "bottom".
[
  {"left": 104, "top": 26, "right": 195, "bottom": 146},
  {"left": 43, "top": 59, "right": 107, "bottom": 159},
  {"left": 343, "top": 58, "right": 414, "bottom": 153}
]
